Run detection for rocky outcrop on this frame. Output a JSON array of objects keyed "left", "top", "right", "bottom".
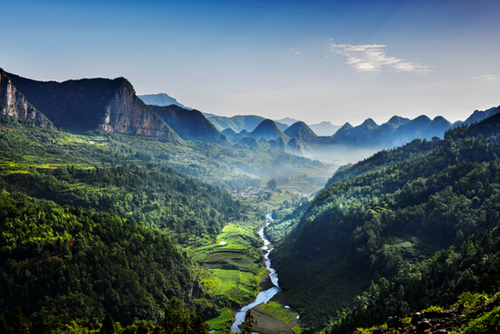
[
  {"left": 373, "top": 308, "right": 462, "bottom": 334},
  {"left": 7, "top": 71, "right": 180, "bottom": 141},
  {"left": 0, "top": 69, "right": 53, "bottom": 128},
  {"left": 99, "top": 79, "right": 180, "bottom": 140}
]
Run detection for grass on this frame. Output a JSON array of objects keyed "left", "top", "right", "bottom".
[
  {"left": 206, "top": 308, "right": 234, "bottom": 333},
  {"left": 259, "top": 302, "right": 295, "bottom": 325}
]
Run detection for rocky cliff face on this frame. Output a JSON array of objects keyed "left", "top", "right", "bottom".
[
  {"left": 0, "top": 69, "right": 53, "bottom": 128},
  {"left": 100, "top": 79, "right": 179, "bottom": 140},
  {"left": 7, "top": 71, "right": 180, "bottom": 141}
]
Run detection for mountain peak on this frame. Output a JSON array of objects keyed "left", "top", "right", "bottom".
[
  {"left": 360, "top": 118, "right": 378, "bottom": 128},
  {"left": 284, "top": 121, "right": 317, "bottom": 141},
  {"left": 250, "top": 119, "right": 288, "bottom": 141},
  {"left": 387, "top": 116, "right": 411, "bottom": 126}
]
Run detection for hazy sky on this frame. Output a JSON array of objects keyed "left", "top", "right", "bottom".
[{"left": 2, "top": 0, "right": 500, "bottom": 125}]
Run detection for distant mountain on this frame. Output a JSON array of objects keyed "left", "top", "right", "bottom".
[
  {"left": 460, "top": 106, "right": 500, "bottom": 126},
  {"left": 0, "top": 68, "right": 53, "bottom": 129},
  {"left": 446, "top": 105, "right": 500, "bottom": 140},
  {"left": 202, "top": 112, "right": 218, "bottom": 119},
  {"left": 390, "top": 115, "right": 448, "bottom": 146},
  {"left": 286, "top": 137, "right": 305, "bottom": 156},
  {"left": 148, "top": 105, "right": 228, "bottom": 145},
  {"left": 138, "top": 93, "right": 191, "bottom": 109},
  {"left": 331, "top": 118, "right": 385, "bottom": 146},
  {"left": 221, "top": 128, "right": 237, "bottom": 140},
  {"left": 309, "top": 121, "right": 341, "bottom": 136},
  {"left": 284, "top": 121, "right": 317, "bottom": 141},
  {"left": 275, "top": 117, "right": 300, "bottom": 126},
  {"left": 7, "top": 71, "right": 180, "bottom": 141},
  {"left": 249, "top": 119, "right": 290, "bottom": 142},
  {"left": 208, "top": 115, "right": 288, "bottom": 133},
  {"left": 328, "top": 115, "right": 450, "bottom": 148}
]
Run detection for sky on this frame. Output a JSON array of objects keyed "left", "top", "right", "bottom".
[{"left": 1, "top": 0, "right": 500, "bottom": 126}]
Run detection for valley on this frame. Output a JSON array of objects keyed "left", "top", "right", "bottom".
[{"left": 2, "top": 67, "right": 500, "bottom": 334}]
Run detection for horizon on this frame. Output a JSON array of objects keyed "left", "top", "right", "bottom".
[{"left": 2, "top": 0, "right": 500, "bottom": 126}]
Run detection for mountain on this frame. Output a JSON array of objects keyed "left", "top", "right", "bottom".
[
  {"left": 275, "top": 117, "right": 300, "bottom": 126},
  {"left": 460, "top": 105, "right": 500, "bottom": 126},
  {"left": 208, "top": 115, "right": 288, "bottom": 133},
  {"left": 149, "top": 104, "right": 228, "bottom": 144},
  {"left": 327, "top": 115, "right": 450, "bottom": 148},
  {"left": 7, "top": 71, "right": 180, "bottom": 141},
  {"left": 138, "top": 93, "right": 191, "bottom": 109},
  {"left": 446, "top": 105, "right": 500, "bottom": 140},
  {"left": 387, "top": 115, "right": 411, "bottom": 126},
  {"left": 0, "top": 68, "right": 53, "bottom": 129},
  {"left": 330, "top": 118, "right": 382, "bottom": 146},
  {"left": 249, "top": 119, "right": 290, "bottom": 142},
  {"left": 309, "top": 121, "right": 341, "bottom": 136},
  {"left": 286, "top": 137, "right": 305, "bottom": 156},
  {"left": 271, "top": 131, "right": 500, "bottom": 329},
  {"left": 221, "top": 128, "right": 237, "bottom": 140},
  {"left": 284, "top": 121, "right": 317, "bottom": 141},
  {"left": 389, "top": 115, "right": 453, "bottom": 147}
]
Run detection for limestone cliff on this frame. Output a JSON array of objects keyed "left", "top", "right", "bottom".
[
  {"left": 6, "top": 71, "right": 180, "bottom": 141},
  {"left": 0, "top": 69, "right": 53, "bottom": 128},
  {"left": 99, "top": 79, "right": 180, "bottom": 140}
]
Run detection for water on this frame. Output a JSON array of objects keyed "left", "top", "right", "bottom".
[{"left": 231, "top": 214, "right": 281, "bottom": 332}]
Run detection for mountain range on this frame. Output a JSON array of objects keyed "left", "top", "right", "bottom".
[{"left": 2, "top": 68, "right": 499, "bottom": 161}]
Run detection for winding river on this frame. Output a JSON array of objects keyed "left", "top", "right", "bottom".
[{"left": 231, "top": 214, "right": 281, "bottom": 332}]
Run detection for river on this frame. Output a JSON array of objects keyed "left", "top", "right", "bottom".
[{"left": 230, "top": 213, "right": 281, "bottom": 332}]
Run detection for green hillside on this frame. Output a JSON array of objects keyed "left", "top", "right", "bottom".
[{"left": 270, "top": 117, "right": 500, "bottom": 330}]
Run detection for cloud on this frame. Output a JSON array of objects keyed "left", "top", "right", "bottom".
[
  {"left": 474, "top": 75, "right": 500, "bottom": 82},
  {"left": 331, "top": 43, "right": 431, "bottom": 74}
]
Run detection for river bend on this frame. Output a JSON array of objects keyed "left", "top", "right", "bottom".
[{"left": 230, "top": 214, "right": 280, "bottom": 332}]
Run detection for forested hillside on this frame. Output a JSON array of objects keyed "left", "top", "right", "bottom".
[
  {"left": 0, "top": 116, "right": 243, "bottom": 331},
  {"left": 270, "top": 115, "right": 500, "bottom": 331}
]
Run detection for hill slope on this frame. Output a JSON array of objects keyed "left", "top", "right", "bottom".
[
  {"left": 271, "top": 117, "right": 500, "bottom": 328},
  {"left": 149, "top": 104, "right": 229, "bottom": 144}
]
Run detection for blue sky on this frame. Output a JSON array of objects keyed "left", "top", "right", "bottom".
[{"left": 2, "top": 0, "right": 500, "bottom": 125}]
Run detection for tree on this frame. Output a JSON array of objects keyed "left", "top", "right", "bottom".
[
  {"left": 267, "top": 179, "right": 278, "bottom": 190},
  {"left": 162, "top": 297, "right": 191, "bottom": 334},
  {"left": 100, "top": 314, "right": 116, "bottom": 334},
  {"left": 238, "top": 310, "right": 257, "bottom": 334}
]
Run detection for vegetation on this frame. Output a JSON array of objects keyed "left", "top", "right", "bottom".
[{"left": 270, "top": 129, "right": 500, "bottom": 329}]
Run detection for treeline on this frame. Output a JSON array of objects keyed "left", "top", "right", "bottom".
[
  {"left": 0, "top": 191, "right": 226, "bottom": 329},
  {"left": 273, "top": 136, "right": 500, "bottom": 328}
]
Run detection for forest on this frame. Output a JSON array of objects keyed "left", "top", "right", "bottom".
[{"left": 268, "top": 116, "right": 500, "bottom": 332}]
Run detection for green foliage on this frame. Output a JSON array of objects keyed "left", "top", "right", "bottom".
[
  {"left": 462, "top": 305, "right": 500, "bottom": 334},
  {"left": 0, "top": 191, "right": 216, "bottom": 328},
  {"left": 267, "top": 179, "right": 278, "bottom": 190},
  {"left": 275, "top": 135, "right": 500, "bottom": 329},
  {"left": 259, "top": 302, "right": 294, "bottom": 325}
]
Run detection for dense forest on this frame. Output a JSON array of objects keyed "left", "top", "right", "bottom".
[
  {"left": 269, "top": 116, "right": 500, "bottom": 331},
  {"left": 0, "top": 116, "right": 245, "bottom": 331}
]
